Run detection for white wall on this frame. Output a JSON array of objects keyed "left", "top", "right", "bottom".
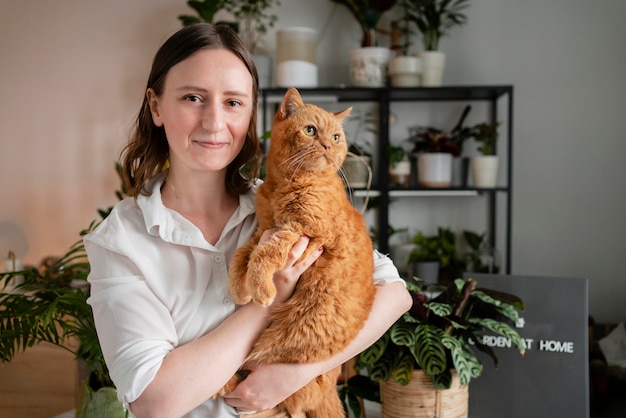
[{"left": 1, "top": 0, "right": 625, "bottom": 323}]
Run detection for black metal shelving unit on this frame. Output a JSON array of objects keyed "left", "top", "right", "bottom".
[{"left": 260, "top": 85, "right": 514, "bottom": 274}]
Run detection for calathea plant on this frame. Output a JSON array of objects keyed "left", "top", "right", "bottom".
[{"left": 355, "top": 277, "right": 525, "bottom": 389}]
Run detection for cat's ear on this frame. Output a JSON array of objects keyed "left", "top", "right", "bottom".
[
  {"left": 334, "top": 106, "right": 353, "bottom": 122},
  {"left": 278, "top": 87, "right": 305, "bottom": 119}
]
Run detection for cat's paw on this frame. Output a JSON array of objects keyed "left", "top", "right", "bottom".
[
  {"left": 213, "top": 371, "right": 248, "bottom": 398},
  {"left": 230, "top": 277, "right": 252, "bottom": 305},
  {"left": 229, "top": 264, "right": 252, "bottom": 304},
  {"left": 251, "top": 282, "right": 276, "bottom": 307}
]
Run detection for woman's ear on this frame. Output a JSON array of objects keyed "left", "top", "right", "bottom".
[{"left": 147, "top": 89, "right": 164, "bottom": 127}]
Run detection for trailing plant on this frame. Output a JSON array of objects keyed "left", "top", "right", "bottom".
[{"left": 355, "top": 277, "right": 525, "bottom": 389}]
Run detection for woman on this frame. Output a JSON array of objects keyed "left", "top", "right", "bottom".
[{"left": 85, "top": 23, "right": 411, "bottom": 418}]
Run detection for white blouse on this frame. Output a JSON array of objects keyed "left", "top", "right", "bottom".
[{"left": 85, "top": 176, "right": 403, "bottom": 417}]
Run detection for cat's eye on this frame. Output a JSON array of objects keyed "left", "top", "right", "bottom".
[
  {"left": 332, "top": 134, "right": 340, "bottom": 143},
  {"left": 304, "top": 126, "right": 316, "bottom": 136}
]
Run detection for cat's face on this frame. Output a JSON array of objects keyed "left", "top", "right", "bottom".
[{"left": 269, "top": 88, "right": 352, "bottom": 177}]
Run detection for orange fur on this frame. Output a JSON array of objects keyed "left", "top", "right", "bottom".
[{"left": 223, "top": 87, "right": 376, "bottom": 417}]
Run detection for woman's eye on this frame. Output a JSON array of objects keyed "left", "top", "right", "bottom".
[
  {"left": 304, "top": 126, "right": 316, "bottom": 136},
  {"left": 227, "top": 100, "right": 241, "bottom": 108},
  {"left": 184, "top": 95, "right": 202, "bottom": 103},
  {"left": 332, "top": 134, "right": 340, "bottom": 143}
]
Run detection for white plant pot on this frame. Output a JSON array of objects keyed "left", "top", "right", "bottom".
[
  {"left": 349, "top": 47, "right": 391, "bottom": 87},
  {"left": 471, "top": 155, "right": 499, "bottom": 188},
  {"left": 388, "top": 55, "right": 422, "bottom": 87},
  {"left": 420, "top": 51, "right": 446, "bottom": 87},
  {"left": 418, "top": 152, "right": 452, "bottom": 188}
]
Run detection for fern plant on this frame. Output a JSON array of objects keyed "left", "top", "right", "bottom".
[
  {"left": 0, "top": 221, "right": 111, "bottom": 389},
  {"left": 355, "top": 277, "right": 525, "bottom": 390}
]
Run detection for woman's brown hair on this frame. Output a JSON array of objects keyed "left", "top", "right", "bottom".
[{"left": 120, "top": 23, "right": 261, "bottom": 197}]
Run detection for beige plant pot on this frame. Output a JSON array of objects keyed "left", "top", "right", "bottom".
[
  {"left": 388, "top": 55, "right": 422, "bottom": 87},
  {"left": 380, "top": 370, "right": 468, "bottom": 418},
  {"left": 420, "top": 51, "right": 446, "bottom": 87},
  {"left": 471, "top": 155, "right": 499, "bottom": 188}
]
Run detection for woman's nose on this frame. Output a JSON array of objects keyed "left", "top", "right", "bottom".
[{"left": 201, "top": 105, "right": 226, "bottom": 132}]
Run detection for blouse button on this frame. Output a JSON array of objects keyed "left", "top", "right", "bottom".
[
  {"left": 214, "top": 255, "right": 224, "bottom": 263},
  {"left": 223, "top": 297, "right": 232, "bottom": 305}
]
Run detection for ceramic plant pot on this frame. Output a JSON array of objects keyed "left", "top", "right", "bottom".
[
  {"left": 349, "top": 47, "right": 391, "bottom": 87},
  {"left": 388, "top": 55, "right": 422, "bottom": 87},
  {"left": 471, "top": 155, "right": 499, "bottom": 188},
  {"left": 420, "top": 51, "right": 446, "bottom": 87},
  {"left": 418, "top": 153, "right": 452, "bottom": 188}
]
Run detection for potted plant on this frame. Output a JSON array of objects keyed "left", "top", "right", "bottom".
[
  {"left": 469, "top": 121, "right": 500, "bottom": 188},
  {"left": 387, "top": 145, "right": 411, "bottom": 187},
  {"left": 401, "top": 0, "right": 471, "bottom": 86},
  {"left": 347, "top": 277, "right": 525, "bottom": 418},
  {"left": 330, "top": 0, "right": 397, "bottom": 86},
  {"left": 409, "top": 126, "right": 460, "bottom": 188},
  {"left": 409, "top": 226, "right": 462, "bottom": 283},
  {"left": 387, "top": 3, "right": 423, "bottom": 87},
  {"left": 462, "top": 229, "right": 501, "bottom": 274},
  {"left": 178, "top": 0, "right": 281, "bottom": 87},
  {"left": 0, "top": 165, "right": 128, "bottom": 417}
]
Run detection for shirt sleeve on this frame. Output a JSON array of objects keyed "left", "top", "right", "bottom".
[
  {"left": 372, "top": 249, "right": 406, "bottom": 286},
  {"left": 85, "top": 237, "right": 177, "bottom": 406}
]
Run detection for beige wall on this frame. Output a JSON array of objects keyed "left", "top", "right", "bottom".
[{"left": 1, "top": 0, "right": 625, "bottom": 323}]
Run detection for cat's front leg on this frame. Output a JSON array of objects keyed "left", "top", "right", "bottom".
[
  {"left": 229, "top": 237, "right": 259, "bottom": 304},
  {"left": 246, "top": 228, "right": 300, "bottom": 307}
]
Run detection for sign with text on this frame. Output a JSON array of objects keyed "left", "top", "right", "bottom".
[{"left": 465, "top": 273, "right": 589, "bottom": 418}]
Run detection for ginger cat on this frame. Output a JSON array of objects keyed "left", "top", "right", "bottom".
[{"left": 223, "top": 87, "right": 376, "bottom": 417}]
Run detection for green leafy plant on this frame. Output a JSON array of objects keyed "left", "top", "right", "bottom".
[
  {"left": 355, "top": 277, "right": 525, "bottom": 390},
  {"left": 401, "top": 0, "right": 470, "bottom": 51},
  {"left": 178, "top": 0, "right": 281, "bottom": 53},
  {"left": 330, "top": 0, "right": 398, "bottom": 46},
  {"left": 0, "top": 221, "right": 109, "bottom": 388},
  {"left": 470, "top": 121, "right": 500, "bottom": 156},
  {"left": 386, "top": 145, "right": 407, "bottom": 169},
  {"left": 409, "top": 227, "right": 457, "bottom": 268}
]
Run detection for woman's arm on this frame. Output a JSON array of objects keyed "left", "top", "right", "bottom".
[
  {"left": 223, "top": 280, "right": 412, "bottom": 412},
  {"left": 129, "top": 235, "right": 321, "bottom": 418}
]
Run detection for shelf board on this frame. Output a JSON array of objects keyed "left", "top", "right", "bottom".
[
  {"left": 389, "top": 189, "right": 480, "bottom": 197},
  {"left": 261, "top": 85, "right": 512, "bottom": 103}
]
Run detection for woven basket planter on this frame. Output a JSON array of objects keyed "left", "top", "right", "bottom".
[{"left": 380, "top": 370, "right": 468, "bottom": 418}]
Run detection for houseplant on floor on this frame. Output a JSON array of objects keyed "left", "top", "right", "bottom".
[
  {"left": 401, "top": 0, "right": 470, "bottom": 86},
  {"left": 0, "top": 165, "right": 128, "bottom": 417},
  {"left": 345, "top": 277, "right": 525, "bottom": 418}
]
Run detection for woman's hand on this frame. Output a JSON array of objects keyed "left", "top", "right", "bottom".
[
  {"left": 222, "top": 362, "right": 318, "bottom": 413},
  {"left": 259, "top": 229, "right": 323, "bottom": 304}
]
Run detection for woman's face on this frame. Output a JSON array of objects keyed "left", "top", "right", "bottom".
[{"left": 147, "top": 48, "right": 253, "bottom": 176}]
